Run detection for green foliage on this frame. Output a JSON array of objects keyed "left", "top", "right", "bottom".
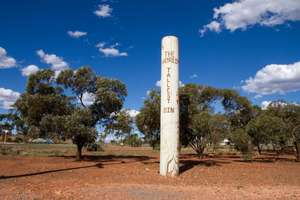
[
  {"left": 91, "top": 77, "right": 127, "bottom": 122},
  {"left": 15, "top": 69, "right": 71, "bottom": 128},
  {"left": 267, "top": 103, "right": 300, "bottom": 161},
  {"left": 246, "top": 112, "right": 286, "bottom": 154},
  {"left": 188, "top": 112, "right": 229, "bottom": 156},
  {"left": 40, "top": 114, "right": 67, "bottom": 141},
  {"left": 87, "top": 143, "right": 103, "bottom": 152},
  {"left": 14, "top": 67, "right": 127, "bottom": 160},
  {"left": 189, "top": 112, "right": 212, "bottom": 156},
  {"left": 179, "top": 84, "right": 207, "bottom": 147},
  {"left": 26, "top": 69, "right": 57, "bottom": 95},
  {"left": 221, "top": 90, "right": 253, "bottom": 129},
  {"left": 178, "top": 84, "right": 254, "bottom": 157},
  {"left": 13, "top": 68, "right": 300, "bottom": 163},
  {"left": 27, "top": 126, "right": 40, "bottom": 140},
  {"left": 14, "top": 136, "right": 24, "bottom": 143},
  {"left": 231, "top": 128, "right": 252, "bottom": 161},
  {"left": 123, "top": 134, "right": 143, "bottom": 147},
  {"left": 137, "top": 84, "right": 247, "bottom": 154},
  {"left": 105, "top": 110, "right": 133, "bottom": 139},
  {"left": 64, "top": 109, "right": 97, "bottom": 160},
  {"left": 208, "top": 114, "right": 230, "bottom": 149},
  {"left": 136, "top": 90, "right": 160, "bottom": 149},
  {"left": 57, "top": 67, "right": 96, "bottom": 107},
  {"left": 56, "top": 67, "right": 127, "bottom": 159}
]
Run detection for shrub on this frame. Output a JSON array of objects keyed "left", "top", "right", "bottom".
[
  {"left": 14, "top": 136, "right": 24, "bottom": 143},
  {"left": 231, "top": 129, "right": 253, "bottom": 161},
  {"left": 87, "top": 143, "right": 103, "bottom": 152},
  {"left": 124, "top": 134, "right": 143, "bottom": 147}
]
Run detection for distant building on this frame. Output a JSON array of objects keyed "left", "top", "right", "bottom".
[{"left": 219, "top": 138, "right": 230, "bottom": 146}]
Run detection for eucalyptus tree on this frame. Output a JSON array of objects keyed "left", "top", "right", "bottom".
[
  {"left": 246, "top": 112, "right": 287, "bottom": 155},
  {"left": 14, "top": 69, "right": 71, "bottom": 138},
  {"left": 56, "top": 67, "right": 127, "bottom": 159},
  {"left": 137, "top": 84, "right": 251, "bottom": 156},
  {"left": 105, "top": 110, "right": 134, "bottom": 141},
  {"left": 136, "top": 90, "right": 160, "bottom": 149},
  {"left": 267, "top": 103, "right": 300, "bottom": 161},
  {"left": 15, "top": 67, "right": 127, "bottom": 160}
]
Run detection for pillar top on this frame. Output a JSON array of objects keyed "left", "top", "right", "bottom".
[{"left": 162, "top": 35, "right": 178, "bottom": 42}]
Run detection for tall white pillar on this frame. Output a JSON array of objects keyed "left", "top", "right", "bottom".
[{"left": 160, "top": 36, "right": 180, "bottom": 176}]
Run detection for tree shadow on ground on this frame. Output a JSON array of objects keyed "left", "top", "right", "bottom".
[
  {"left": 0, "top": 163, "right": 103, "bottom": 180},
  {"left": 142, "top": 153, "right": 232, "bottom": 174},
  {"left": 231, "top": 151, "right": 297, "bottom": 163},
  {"left": 180, "top": 159, "right": 231, "bottom": 174},
  {"left": 235, "top": 156, "right": 296, "bottom": 163},
  {"left": 0, "top": 155, "right": 154, "bottom": 180},
  {"left": 142, "top": 160, "right": 159, "bottom": 165},
  {"left": 57, "top": 154, "right": 153, "bottom": 163}
]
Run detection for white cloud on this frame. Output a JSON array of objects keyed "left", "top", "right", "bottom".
[
  {"left": 0, "top": 88, "right": 20, "bottom": 109},
  {"left": 200, "top": 21, "right": 221, "bottom": 36},
  {"left": 36, "top": 49, "right": 69, "bottom": 74},
  {"left": 190, "top": 74, "right": 198, "bottom": 79},
  {"left": 200, "top": 0, "right": 300, "bottom": 35},
  {"left": 261, "top": 100, "right": 291, "bottom": 110},
  {"left": 67, "top": 30, "right": 87, "bottom": 38},
  {"left": 126, "top": 109, "right": 140, "bottom": 118},
  {"left": 0, "top": 47, "right": 17, "bottom": 69},
  {"left": 242, "top": 61, "right": 300, "bottom": 95},
  {"left": 261, "top": 101, "right": 272, "bottom": 110},
  {"left": 81, "top": 92, "right": 95, "bottom": 106},
  {"left": 94, "top": 4, "right": 112, "bottom": 18},
  {"left": 21, "top": 65, "right": 39, "bottom": 76},
  {"left": 96, "top": 42, "right": 128, "bottom": 57}
]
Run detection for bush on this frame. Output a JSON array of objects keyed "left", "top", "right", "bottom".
[
  {"left": 6, "top": 137, "right": 13, "bottom": 142},
  {"left": 124, "top": 134, "right": 143, "bottom": 147},
  {"left": 86, "top": 143, "right": 103, "bottom": 152},
  {"left": 110, "top": 140, "right": 118, "bottom": 145},
  {"left": 231, "top": 129, "right": 253, "bottom": 161},
  {"left": 14, "top": 136, "right": 24, "bottom": 143}
]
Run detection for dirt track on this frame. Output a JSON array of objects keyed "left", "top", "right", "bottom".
[{"left": 1, "top": 149, "right": 300, "bottom": 199}]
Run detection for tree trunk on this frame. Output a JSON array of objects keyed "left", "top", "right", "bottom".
[
  {"left": 4, "top": 131, "right": 7, "bottom": 144},
  {"left": 257, "top": 144, "right": 262, "bottom": 155},
  {"left": 295, "top": 142, "right": 300, "bottom": 162},
  {"left": 76, "top": 145, "right": 83, "bottom": 160}
]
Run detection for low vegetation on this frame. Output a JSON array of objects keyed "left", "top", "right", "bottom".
[
  {"left": 137, "top": 84, "right": 300, "bottom": 161},
  {"left": 1, "top": 70, "right": 300, "bottom": 162}
]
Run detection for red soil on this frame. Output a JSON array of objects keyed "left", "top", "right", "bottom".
[{"left": 1, "top": 151, "right": 300, "bottom": 199}]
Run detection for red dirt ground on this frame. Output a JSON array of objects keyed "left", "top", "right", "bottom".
[{"left": 1, "top": 149, "right": 300, "bottom": 200}]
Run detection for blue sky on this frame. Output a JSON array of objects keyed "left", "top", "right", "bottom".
[{"left": 1, "top": 0, "right": 300, "bottom": 114}]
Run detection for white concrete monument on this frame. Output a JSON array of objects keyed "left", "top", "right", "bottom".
[{"left": 160, "top": 36, "right": 180, "bottom": 176}]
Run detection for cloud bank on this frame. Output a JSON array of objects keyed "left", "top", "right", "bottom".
[
  {"left": 21, "top": 65, "right": 40, "bottom": 76},
  {"left": 200, "top": 0, "right": 300, "bottom": 36},
  {"left": 37, "top": 49, "right": 69, "bottom": 74},
  {"left": 242, "top": 61, "right": 300, "bottom": 96}
]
